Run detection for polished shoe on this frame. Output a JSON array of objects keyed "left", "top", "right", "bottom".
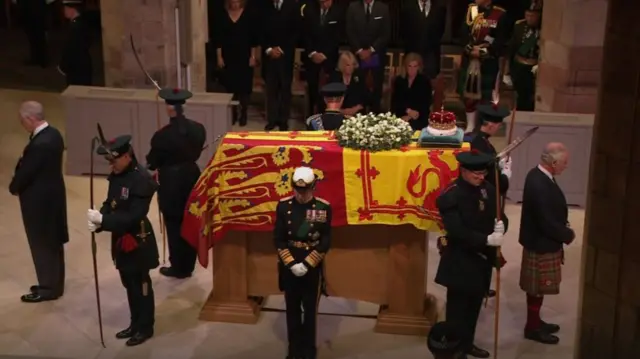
[
  {"left": 264, "top": 124, "right": 277, "bottom": 131},
  {"left": 115, "top": 327, "right": 134, "bottom": 339},
  {"left": 467, "top": 345, "right": 490, "bottom": 358},
  {"left": 20, "top": 292, "right": 58, "bottom": 303},
  {"left": 125, "top": 332, "right": 153, "bottom": 346},
  {"left": 487, "top": 289, "right": 496, "bottom": 298},
  {"left": 30, "top": 285, "right": 40, "bottom": 293},
  {"left": 159, "top": 266, "right": 191, "bottom": 279},
  {"left": 541, "top": 320, "right": 560, "bottom": 334},
  {"left": 525, "top": 328, "right": 559, "bottom": 344}
]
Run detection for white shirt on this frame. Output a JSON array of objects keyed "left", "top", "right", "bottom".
[
  {"left": 537, "top": 164, "right": 554, "bottom": 181},
  {"left": 418, "top": 0, "right": 431, "bottom": 16},
  {"left": 32, "top": 121, "right": 49, "bottom": 138}
]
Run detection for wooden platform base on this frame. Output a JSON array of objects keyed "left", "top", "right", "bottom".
[{"left": 199, "top": 296, "right": 264, "bottom": 324}]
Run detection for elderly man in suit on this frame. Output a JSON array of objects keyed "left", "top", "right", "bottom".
[
  {"left": 346, "top": 0, "right": 391, "bottom": 113},
  {"left": 10, "top": 101, "right": 69, "bottom": 303},
  {"left": 518, "top": 142, "right": 575, "bottom": 345}
]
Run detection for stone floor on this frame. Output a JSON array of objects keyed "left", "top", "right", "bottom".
[{"left": 0, "top": 88, "right": 582, "bottom": 359}]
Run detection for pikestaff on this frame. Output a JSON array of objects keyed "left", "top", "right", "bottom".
[{"left": 90, "top": 128, "right": 106, "bottom": 348}]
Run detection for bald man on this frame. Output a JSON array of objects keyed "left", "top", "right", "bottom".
[
  {"left": 518, "top": 142, "right": 575, "bottom": 345},
  {"left": 10, "top": 102, "right": 69, "bottom": 303}
]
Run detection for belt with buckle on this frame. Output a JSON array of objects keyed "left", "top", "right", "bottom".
[
  {"left": 515, "top": 55, "right": 538, "bottom": 66},
  {"left": 288, "top": 240, "right": 319, "bottom": 249}
]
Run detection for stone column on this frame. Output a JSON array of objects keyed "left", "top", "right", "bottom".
[
  {"left": 535, "top": 0, "right": 607, "bottom": 113},
  {"left": 577, "top": 0, "right": 640, "bottom": 357},
  {"left": 100, "top": 0, "right": 207, "bottom": 91}
]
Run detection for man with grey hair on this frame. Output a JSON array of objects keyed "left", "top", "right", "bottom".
[
  {"left": 518, "top": 142, "right": 574, "bottom": 345},
  {"left": 9, "top": 101, "right": 69, "bottom": 303}
]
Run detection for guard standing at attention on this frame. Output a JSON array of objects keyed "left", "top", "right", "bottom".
[
  {"left": 59, "top": 0, "right": 93, "bottom": 86},
  {"left": 146, "top": 88, "right": 206, "bottom": 279},
  {"left": 435, "top": 151, "right": 508, "bottom": 359},
  {"left": 87, "top": 134, "right": 159, "bottom": 346},
  {"left": 305, "top": 82, "right": 347, "bottom": 131},
  {"left": 274, "top": 166, "right": 332, "bottom": 359}
]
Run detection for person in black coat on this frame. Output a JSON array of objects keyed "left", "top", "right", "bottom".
[
  {"left": 302, "top": 0, "right": 344, "bottom": 115},
  {"left": 214, "top": 0, "right": 259, "bottom": 126},
  {"left": 306, "top": 82, "right": 346, "bottom": 131},
  {"left": 16, "top": 0, "right": 51, "bottom": 67},
  {"left": 261, "top": 0, "right": 300, "bottom": 131},
  {"left": 59, "top": 1, "right": 92, "bottom": 86},
  {"left": 400, "top": 0, "right": 447, "bottom": 80},
  {"left": 518, "top": 142, "right": 574, "bottom": 345},
  {"left": 390, "top": 52, "right": 432, "bottom": 131},
  {"left": 87, "top": 135, "right": 159, "bottom": 346},
  {"left": 10, "top": 101, "right": 68, "bottom": 303},
  {"left": 435, "top": 151, "right": 508, "bottom": 359},
  {"left": 327, "top": 51, "right": 368, "bottom": 116},
  {"left": 146, "top": 88, "right": 206, "bottom": 279}
]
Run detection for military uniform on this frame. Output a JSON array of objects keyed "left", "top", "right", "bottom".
[
  {"left": 427, "top": 321, "right": 465, "bottom": 359},
  {"left": 88, "top": 135, "right": 159, "bottom": 346},
  {"left": 274, "top": 167, "right": 332, "bottom": 359},
  {"left": 305, "top": 83, "right": 346, "bottom": 131},
  {"left": 146, "top": 88, "right": 206, "bottom": 278},
  {"left": 60, "top": 1, "right": 92, "bottom": 86},
  {"left": 457, "top": 2, "right": 508, "bottom": 128},
  {"left": 507, "top": 3, "right": 542, "bottom": 111},
  {"left": 435, "top": 151, "right": 508, "bottom": 359}
]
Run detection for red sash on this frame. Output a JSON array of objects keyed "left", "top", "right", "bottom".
[{"left": 470, "top": 7, "right": 505, "bottom": 44}]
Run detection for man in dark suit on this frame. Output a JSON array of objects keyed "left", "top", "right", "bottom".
[
  {"left": 518, "top": 142, "right": 574, "bottom": 345},
  {"left": 261, "top": 0, "right": 300, "bottom": 131},
  {"left": 346, "top": 0, "right": 391, "bottom": 113},
  {"left": 15, "top": 0, "right": 53, "bottom": 67},
  {"left": 302, "top": 0, "right": 344, "bottom": 115},
  {"left": 10, "top": 101, "right": 69, "bottom": 303},
  {"left": 59, "top": 0, "right": 93, "bottom": 86},
  {"left": 400, "top": 0, "right": 447, "bottom": 80}
]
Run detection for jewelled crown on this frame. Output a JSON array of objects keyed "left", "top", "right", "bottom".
[{"left": 428, "top": 107, "right": 457, "bottom": 131}]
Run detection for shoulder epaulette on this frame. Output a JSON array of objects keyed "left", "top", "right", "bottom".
[
  {"left": 494, "top": 6, "right": 505, "bottom": 12},
  {"left": 280, "top": 196, "right": 293, "bottom": 202},
  {"left": 315, "top": 197, "right": 330, "bottom": 205},
  {"left": 515, "top": 19, "right": 526, "bottom": 24}
]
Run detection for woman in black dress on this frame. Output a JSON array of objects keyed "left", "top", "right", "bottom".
[
  {"left": 213, "top": 0, "right": 259, "bottom": 126},
  {"left": 326, "top": 51, "right": 368, "bottom": 116},
  {"left": 391, "top": 52, "right": 432, "bottom": 131}
]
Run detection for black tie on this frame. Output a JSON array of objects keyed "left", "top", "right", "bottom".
[{"left": 365, "top": 3, "right": 371, "bottom": 22}]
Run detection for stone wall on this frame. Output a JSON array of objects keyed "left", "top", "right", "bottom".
[{"left": 536, "top": 0, "right": 607, "bottom": 113}]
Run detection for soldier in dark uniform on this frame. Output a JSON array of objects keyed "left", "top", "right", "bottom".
[
  {"left": 146, "top": 88, "right": 206, "bottom": 279},
  {"left": 86, "top": 134, "right": 159, "bottom": 346},
  {"left": 274, "top": 166, "right": 332, "bottom": 359},
  {"left": 305, "top": 82, "right": 346, "bottom": 131},
  {"left": 59, "top": 0, "right": 93, "bottom": 86},
  {"left": 435, "top": 150, "right": 508, "bottom": 358},
  {"left": 457, "top": 0, "right": 508, "bottom": 133},
  {"left": 427, "top": 321, "right": 466, "bottom": 359},
  {"left": 505, "top": 1, "right": 542, "bottom": 111},
  {"left": 301, "top": 0, "right": 344, "bottom": 115}
]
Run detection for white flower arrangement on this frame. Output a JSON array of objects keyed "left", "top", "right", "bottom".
[{"left": 335, "top": 112, "right": 414, "bottom": 152}]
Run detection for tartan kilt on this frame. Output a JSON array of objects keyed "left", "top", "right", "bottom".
[{"left": 519, "top": 248, "right": 563, "bottom": 295}]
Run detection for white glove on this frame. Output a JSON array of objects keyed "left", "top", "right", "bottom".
[
  {"left": 502, "top": 75, "right": 513, "bottom": 86},
  {"left": 88, "top": 221, "right": 100, "bottom": 232},
  {"left": 87, "top": 209, "right": 103, "bottom": 224},
  {"left": 494, "top": 220, "right": 505, "bottom": 235},
  {"left": 487, "top": 232, "right": 504, "bottom": 247},
  {"left": 531, "top": 65, "right": 538, "bottom": 75},
  {"left": 500, "top": 157, "right": 512, "bottom": 179},
  {"left": 290, "top": 263, "right": 308, "bottom": 277}
]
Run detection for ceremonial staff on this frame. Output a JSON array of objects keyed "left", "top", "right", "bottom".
[
  {"left": 90, "top": 126, "right": 107, "bottom": 348},
  {"left": 129, "top": 34, "right": 167, "bottom": 264}
]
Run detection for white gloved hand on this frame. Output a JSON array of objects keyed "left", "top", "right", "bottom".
[
  {"left": 88, "top": 221, "right": 100, "bottom": 232},
  {"left": 502, "top": 75, "right": 513, "bottom": 86},
  {"left": 291, "top": 263, "right": 308, "bottom": 277},
  {"left": 500, "top": 157, "right": 512, "bottom": 179},
  {"left": 494, "top": 220, "right": 505, "bottom": 235},
  {"left": 487, "top": 232, "right": 504, "bottom": 247},
  {"left": 531, "top": 65, "right": 538, "bottom": 75},
  {"left": 87, "top": 209, "right": 103, "bottom": 224}
]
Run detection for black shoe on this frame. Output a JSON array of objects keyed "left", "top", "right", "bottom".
[
  {"left": 159, "top": 266, "right": 191, "bottom": 279},
  {"left": 264, "top": 124, "right": 277, "bottom": 131},
  {"left": 467, "top": 345, "right": 490, "bottom": 358},
  {"left": 524, "top": 329, "right": 559, "bottom": 344},
  {"left": 126, "top": 332, "right": 153, "bottom": 346},
  {"left": 487, "top": 289, "right": 496, "bottom": 298},
  {"left": 541, "top": 320, "right": 560, "bottom": 334},
  {"left": 115, "top": 327, "right": 134, "bottom": 339},
  {"left": 20, "top": 292, "right": 58, "bottom": 303},
  {"left": 30, "top": 285, "right": 40, "bottom": 293},
  {"left": 239, "top": 114, "right": 247, "bottom": 127}
]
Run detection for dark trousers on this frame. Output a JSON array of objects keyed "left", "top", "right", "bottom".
[
  {"left": 119, "top": 269, "right": 155, "bottom": 335},
  {"left": 284, "top": 269, "right": 321, "bottom": 358},
  {"left": 27, "top": 238, "right": 65, "bottom": 298},
  {"left": 165, "top": 216, "right": 196, "bottom": 275},
  {"left": 264, "top": 59, "right": 293, "bottom": 129},
  {"left": 231, "top": 93, "right": 250, "bottom": 125},
  {"left": 359, "top": 64, "right": 385, "bottom": 113},
  {"left": 445, "top": 289, "right": 485, "bottom": 351},
  {"left": 24, "top": 19, "right": 47, "bottom": 65},
  {"left": 511, "top": 62, "right": 536, "bottom": 111}
]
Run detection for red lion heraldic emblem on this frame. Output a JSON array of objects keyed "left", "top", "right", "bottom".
[{"left": 405, "top": 149, "right": 464, "bottom": 228}]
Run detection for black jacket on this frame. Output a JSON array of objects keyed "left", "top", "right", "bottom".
[
  {"left": 390, "top": 73, "right": 432, "bottom": 131},
  {"left": 469, "top": 131, "right": 509, "bottom": 194},
  {"left": 518, "top": 167, "right": 575, "bottom": 253},
  {"left": 302, "top": 2, "right": 344, "bottom": 68}
]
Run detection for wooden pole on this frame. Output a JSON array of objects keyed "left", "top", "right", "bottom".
[{"left": 493, "top": 167, "right": 502, "bottom": 359}]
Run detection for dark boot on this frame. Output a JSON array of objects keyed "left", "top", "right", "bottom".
[
  {"left": 126, "top": 332, "right": 153, "bottom": 346},
  {"left": 115, "top": 327, "right": 134, "bottom": 339},
  {"left": 159, "top": 266, "right": 191, "bottom": 279},
  {"left": 524, "top": 329, "right": 559, "bottom": 344},
  {"left": 541, "top": 320, "right": 560, "bottom": 334},
  {"left": 467, "top": 344, "right": 490, "bottom": 358}
]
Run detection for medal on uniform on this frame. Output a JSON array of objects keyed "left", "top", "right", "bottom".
[
  {"left": 316, "top": 210, "right": 327, "bottom": 223},
  {"left": 121, "top": 187, "right": 129, "bottom": 200},
  {"left": 480, "top": 188, "right": 488, "bottom": 199},
  {"left": 479, "top": 200, "right": 485, "bottom": 211},
  {"left": 110, "top": 199, "right": 117, "bottom": 209},
  {"left": 312, "top": 231, "right": 320, "bottom": 240}
]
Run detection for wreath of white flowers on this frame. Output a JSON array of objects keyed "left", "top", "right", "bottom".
[{"left": 335, "top": 112, "right": 414, "bottom": 152}]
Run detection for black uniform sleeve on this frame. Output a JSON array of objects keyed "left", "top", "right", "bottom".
[
  {"left": 304, "top": 203, "right": 332, "bottom": 268},
  {"left": 145, "top": 131, "right": 167, "bottom": 171},
  {"left": 274, "top": 200, "right": 296, "bottom": 267},
  {"left": 101, "top": 174, "right": 156, "bottom": 233},
  {"left": 437, "top": 188, "right": 488, "bottom": 250}
]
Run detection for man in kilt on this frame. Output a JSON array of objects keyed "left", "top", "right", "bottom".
[{"left": 518, "top": 142, "right": 575, "bottom": 344}]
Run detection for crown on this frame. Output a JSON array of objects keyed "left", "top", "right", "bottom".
[{"left": 429, "top": 106, "right": 457, "bottom": 131}]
